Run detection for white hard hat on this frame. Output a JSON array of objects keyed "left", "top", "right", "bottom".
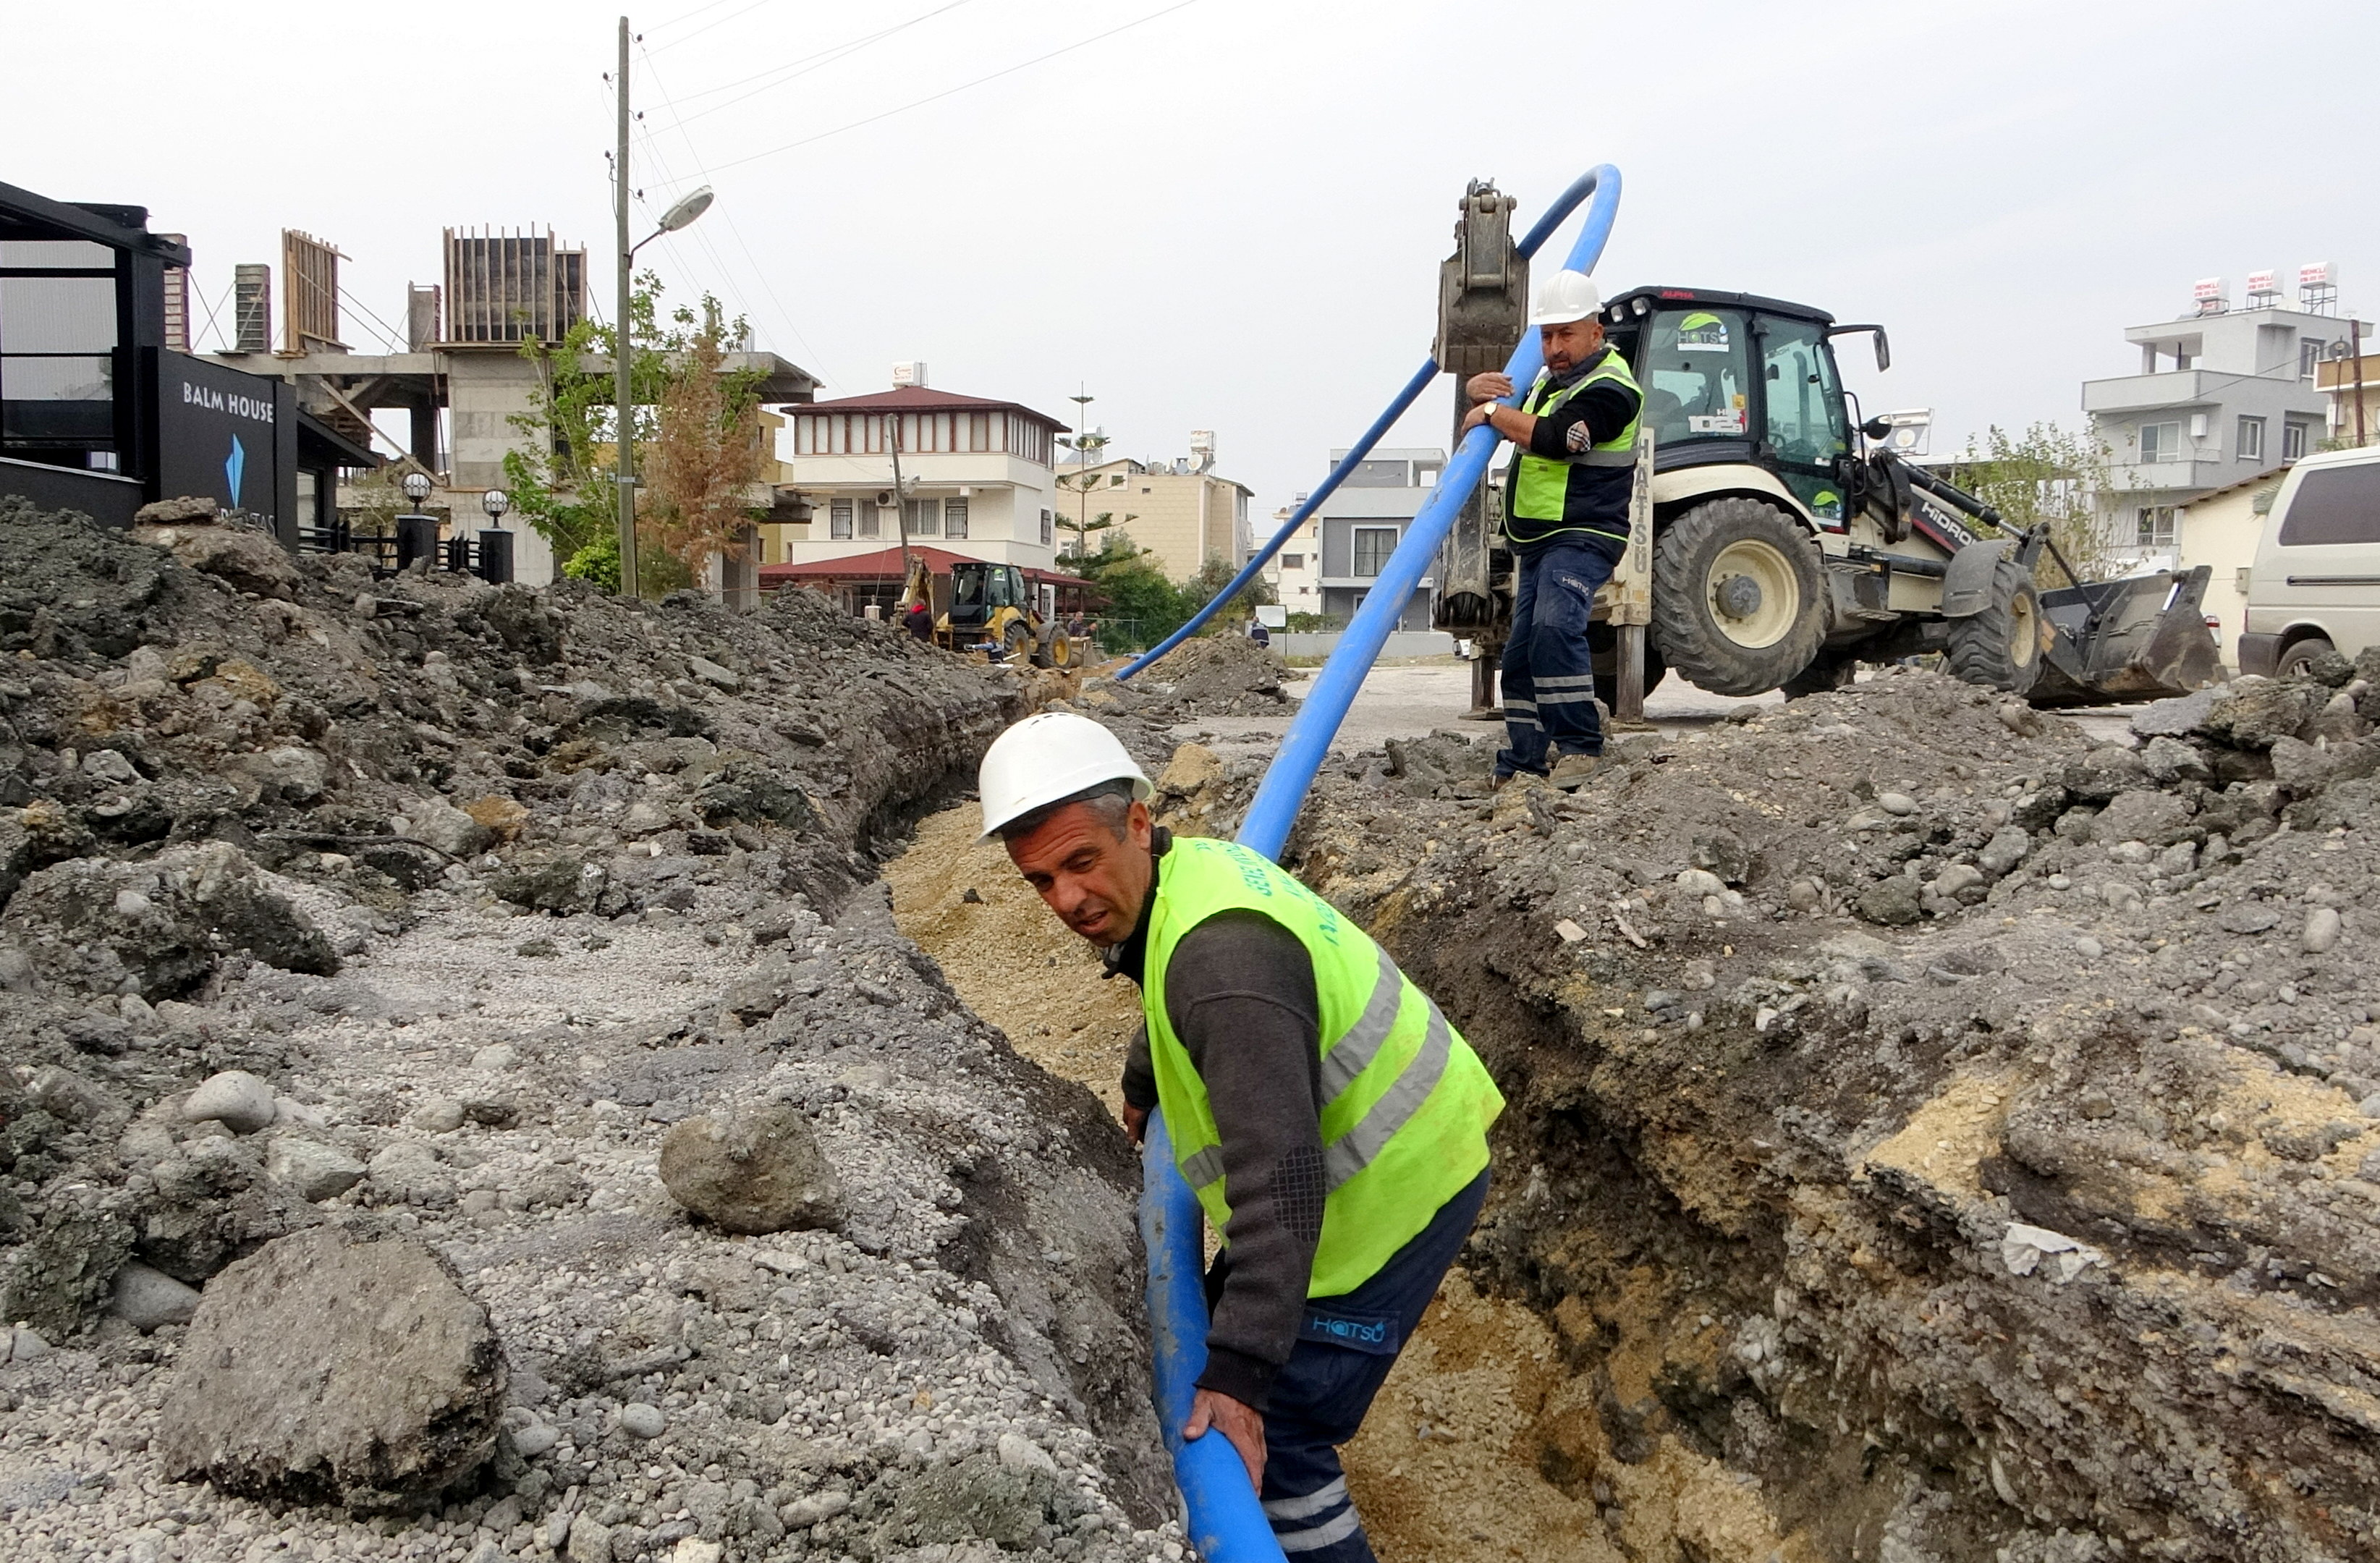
[
  {"left": 1528, "top": 269, "right": 1601, "bottom": 327},
  {"left": 976, "top": 711, "right": 1153, "bottom": 840}
]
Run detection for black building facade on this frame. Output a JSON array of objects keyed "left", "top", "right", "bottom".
[{"left": 0, "top": 180, "right": 370, "bottom": 544}]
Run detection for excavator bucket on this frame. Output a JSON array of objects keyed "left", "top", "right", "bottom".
[{"left": 2027, "top": 564, "right": 2224, "bottom": 707}]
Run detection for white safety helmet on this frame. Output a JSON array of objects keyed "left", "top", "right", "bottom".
[
  {"left": 1527, "top": 269, "right": 1601, "bottom": 327},
  {"left": 976, "top": 711, "right": 1153, "bottom": 841}
]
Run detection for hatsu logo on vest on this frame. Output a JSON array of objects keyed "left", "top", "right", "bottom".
[{"left": 180, "top": 378, "right": 275, "bottom": 425}]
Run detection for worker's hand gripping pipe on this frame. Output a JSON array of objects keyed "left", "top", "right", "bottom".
[
  {"left": 1138, "top": 1109, "right": 1283, "bottom": 1561},
  {"left": 1116, "top": 164, "right": 1622, "bottom": 683},
  {"left": 1236, "top": 164, "right": 1622, "bottom": 861},
  {"left": 1135, "top": 168, "right": 1622, "bottom": 1561}
]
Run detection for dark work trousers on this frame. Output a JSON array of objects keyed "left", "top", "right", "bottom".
[
  {"left": 1201, "top": 1169, "right": 1491, "bottom": 1562},
  {"left": 1497, "top": 539, "right": 1619, "bottom": 776}
]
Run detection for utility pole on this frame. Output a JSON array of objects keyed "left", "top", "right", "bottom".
[
  {"left": 889, "top": 413, "right": 913, "bottom": 575},
  {"left": 2355, "top": 317, "right": 2368, "bottom": 449},
  {"left": 614, "top": 15, "right": 638, "bottom": 598}
]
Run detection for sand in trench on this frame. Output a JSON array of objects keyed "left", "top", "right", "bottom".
[{"left": 887, "top": 803, "right": 1615, "bottom": 1563}]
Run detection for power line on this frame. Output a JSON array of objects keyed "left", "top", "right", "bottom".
[
  {"left": 706, "top": 0, "right": 1202, "bottom": 174},
  {"left": 632, "top": 42, "right": 849, "bottom": 392},
  {"left": 643, "top": 0, "right": 743, "bottom": 37},
  {"left": 656, "top": 0, "right": 977, "bottom": 126},
  {"left": 645, "top": 0, "right": 772, "bottom": 53}
]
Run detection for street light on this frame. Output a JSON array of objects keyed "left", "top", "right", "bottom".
[{"left": 614, "top": 180, "right": 716, "bottom": 600}]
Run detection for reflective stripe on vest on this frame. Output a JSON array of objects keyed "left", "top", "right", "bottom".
[
  {"left": 1140, "top": 837, "right": 1504, "bottom": 1297},
  {"left": 1509, "top": 348, "right": 1643, "bottom": 543}
]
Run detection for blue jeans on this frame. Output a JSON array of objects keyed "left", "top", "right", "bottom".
[
  {"left": 1498, "top": 541, "right": 1617, "bottom": 775},
  {"left": 1204, "top": 1170, "right": 1491, "bottom": 1561}
]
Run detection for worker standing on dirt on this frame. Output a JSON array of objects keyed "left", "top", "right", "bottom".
[
  {"left": 978, "top": 712, "right": 1504, "bottom": 1563},
  {"left": 1462, "top": 268, "right": 1642, "bottom": 789}
]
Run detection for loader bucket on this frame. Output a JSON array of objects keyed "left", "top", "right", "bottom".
[{"left": 2027, "top": 564, "right": 2224, "bottom": 707}]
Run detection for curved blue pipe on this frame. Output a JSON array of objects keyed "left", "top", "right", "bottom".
[
  {"left": 1237, "top": 164, "right": 1622, "bottom": 861},
  {"left": 1139, "top": 1109, "right": 1282, "bottom": 1560},
  {"left": 1117, "top": 362, "right": 1438, "bottom": 680},
  {"left": 1137, "top": 169, "right": 1622, "bottom": 1563},
  {"left": 1118, "top": 164, "right": 1621, "bottom": 682}
]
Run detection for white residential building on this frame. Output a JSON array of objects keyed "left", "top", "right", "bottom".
[
  {"left": 771, "top": 378, "right": 1067, "bottom": 574},
  {"left": 2083, "top": 284, "right": 2355, "bottom": 559},
  {"left": 1269, "top": 500, "right": 1321, "bottom": 614}
]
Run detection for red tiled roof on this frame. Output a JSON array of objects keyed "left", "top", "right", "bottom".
[
  {"left": 758, "top": 546, "right": 1091, "bottom": 588},
  {"left": 793, "top": 384, "right": 1067, "bottom": 429}
]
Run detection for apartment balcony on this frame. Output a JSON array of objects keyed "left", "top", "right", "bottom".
[
  {"left": 2081, "top": 370, "right": 2216, "bottom": 415},
  {"left": 2105, "top": 457, "right": 2221, "bottom": 495}
]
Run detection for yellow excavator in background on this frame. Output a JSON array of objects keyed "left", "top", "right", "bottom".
[{"left": 900, "top": 555, "right": 1075, "bottom": 668}]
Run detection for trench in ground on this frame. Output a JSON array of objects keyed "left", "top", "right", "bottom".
[{"left": 885, "top": 802, "right": 1632, "bottom": 1563}]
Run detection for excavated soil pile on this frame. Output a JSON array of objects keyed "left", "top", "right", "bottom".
[
  {"left": 1146, "top": 661, "right": 2380, "bottom": 1562},
  {"left": 1085, "top": 635, "right": 1290, "bottom": 719},
  {"left": 0, "top": 500, "right": 1180, "bottom": 1562}
]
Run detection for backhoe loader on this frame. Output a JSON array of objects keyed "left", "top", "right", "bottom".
[
  {"left": 899, "top": 555, "right": 1075, "bottom": 669},
  {"left": 1431, "top": 185, "right": 2222, "bottom": 710}
]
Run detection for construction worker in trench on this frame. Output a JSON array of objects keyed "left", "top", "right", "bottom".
[
  {"left": 978, "top": 712, "right": 1504, "bottom": 1563},
  {"left": 1462, "top": 268, "right": 1643, "bottom": 789}
]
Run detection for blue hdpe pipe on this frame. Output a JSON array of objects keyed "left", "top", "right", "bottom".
[
  {"left": 1117, "top": 164, "right": 1622, "bottom": 683},
  {"left": 1237, "top": 164, "right": 1622, "bottom": 860},
  {"left": 1139, "top": 1109, "right": 1280, "bottom": 1560},
  {"left": 1137, "top": 168, "right": 1622, "bottom": 1561}
]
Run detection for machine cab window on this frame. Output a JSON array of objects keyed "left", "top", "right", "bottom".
[
  {"left": 1754, "top": 315, "right": 1852, "bottom": 521},
  {"left": 1635, "top": 308, "right": 1751, "bottom": 450}
]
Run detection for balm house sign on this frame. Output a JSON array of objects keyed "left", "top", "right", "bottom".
[{"left": 153, "top": 351, "right": 287, "bottom": 526}]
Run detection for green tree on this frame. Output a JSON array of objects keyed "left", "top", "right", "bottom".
[
  {"left": 1054, "top": 466, "right": 1130, "bottom": 559},
  {"left": 1071, "top": 535, "right": 1192, "bottom": 653},
  {"left": 1947, "top": 422, "right": 2117, "bottom": 582},
  {"left": 504, "top": 274, "right": 762, "bottom": 596},
  {"left": 1180, "top": 551, "right": 1276, "bottom": 626}
]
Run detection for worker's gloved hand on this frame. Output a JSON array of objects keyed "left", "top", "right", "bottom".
[
  {"left": 1183, "top": 1387, "right": 1266, "bottom": 1492},
  {"left": 1466, "top": 372, "right": 1515, "bottom": 402},
  {"left": 1121, "top": 1104, "right": 1148, "bottom": 1146}
]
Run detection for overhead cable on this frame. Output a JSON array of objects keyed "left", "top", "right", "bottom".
[{"left": 706, "top": 0, "right": 1201, "bottom": 174}]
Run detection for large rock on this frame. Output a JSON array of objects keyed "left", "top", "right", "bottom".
[
  {"left": 109, "top": 1260, "right": 201, "bottom": 1331},
  {"left": 264, "top": 1136, "right": 366, "bottom": 1202},
  {"left": 491, "top": 850, "right": 605, "bottom": 914},
  {"left": 2201, "top": 676, "right": 2320, "bottom": 749},
  {"left": 658, "top": 1105, "right": 842, "bottom": 1235},
  {"left": 0, "top": 842, "right": 339, "bottom": 999},
  {"left": 2091, "top": 789, "right": 2196, "bottom": 848},
  {"left": 132, "top": 515, "right": 300, "bottom": 600},
  {"left": 405, "top": 798, "right": 495, "bottom": 859},
  {"left": 183, "top": 1070, "right": 278, "bottom": 1135},
  {"left": 157, "top": 1228, "right": 506, "bottom": 1509}
]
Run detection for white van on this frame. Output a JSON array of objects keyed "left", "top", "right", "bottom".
[{"left": 2240, "top": 445, "right": 2380, "bottom": 677}]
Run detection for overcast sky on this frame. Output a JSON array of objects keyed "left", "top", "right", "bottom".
[{"left": 9, "top": 0, "right": 2376, "bottom": 519}]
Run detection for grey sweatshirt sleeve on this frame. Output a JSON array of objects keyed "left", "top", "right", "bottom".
[
  {"left": 1164, "top": 909, "right": 1324, "bottom": 1412},
  {"left": 1121, "top": 1024, "right": 1157, "bottom": 1112}
]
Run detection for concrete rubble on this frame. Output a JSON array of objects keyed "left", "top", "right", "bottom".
[
  {"left": 1132, "top": 659, "right": 2380, "bottom": 1561},
  {"left": 0, "top": 501, "right": 1174, "bottom": 1562}
]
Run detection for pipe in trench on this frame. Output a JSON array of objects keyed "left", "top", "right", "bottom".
[{"left": 1137, "top": 166, "right": 1625, "bottom": 1559}]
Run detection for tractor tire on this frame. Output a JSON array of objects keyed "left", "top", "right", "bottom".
[
  {"left": 1944, "top": 557, "right": 2044, "bottom": 697},
  {"left": 2276, "top": 636, "right": 2337, "bottom": 680},
  {"left": 1781, "top": 649, "right": 1859, "bottom": 699},
  {"left": 1651, "top": 498, "right": 1827, "bottom": 698},
  {"left": 1004, "top": 622, "right": 1031, "bottom": 664},
  {"left": 1033, "top": 623, "right": 1073, "bottom": 669},
  {"left": 1587, "top": 623, "right": 1667, "bottom": 712}
]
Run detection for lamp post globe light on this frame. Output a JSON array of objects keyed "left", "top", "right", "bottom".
[
  {"left": 480, "top": 488, "right": 511, "bottom": 521},
  {"left": 400, "top": 470, "right": 433, "bottom": 507}
]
